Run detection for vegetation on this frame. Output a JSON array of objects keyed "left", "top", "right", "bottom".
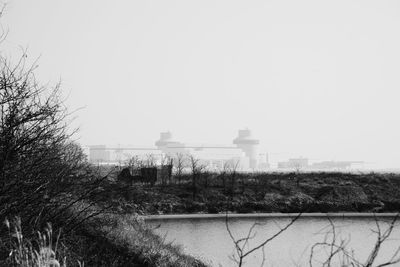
[
  {"left": 103, "top": 160, "right": 400, "bottom": 267},
  {"left": 1, "top": 6, "right": 400, "bottom": 267},
  {"left": 1, "top": 52, "right": 399, "bottom": 266},
  {"left": 103, "top": 168, "right": 400, "bottom": 215},
  {"left": 0, "top": 27, "right": 205, "bottom": 267},
  {"left": 3, "top": 218, "right": 65, "bottom": 267}
]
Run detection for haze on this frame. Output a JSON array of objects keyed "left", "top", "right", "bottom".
[{"left": 2, "top": 0, "right": 400, "bottom": 168}]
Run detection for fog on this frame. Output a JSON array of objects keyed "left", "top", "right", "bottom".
[{"left": 3, "top": 0, "right": 400, "bottom": 168}]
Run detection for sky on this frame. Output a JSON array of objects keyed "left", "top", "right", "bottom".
[{"left": 2, "top": 0, "right": 400, "bottom": 168}]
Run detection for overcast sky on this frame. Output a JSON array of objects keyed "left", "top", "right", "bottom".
[{"left": 2, "top": 0, "right": 400, "bottom": 168}]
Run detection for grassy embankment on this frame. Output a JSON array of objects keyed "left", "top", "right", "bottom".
[{"left": 102, "top": 171, "right": 400, "bottom": 215}]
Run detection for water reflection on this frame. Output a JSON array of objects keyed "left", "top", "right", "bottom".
[{"left": 147, "top": 216, "right": 400, "bottom": 267}]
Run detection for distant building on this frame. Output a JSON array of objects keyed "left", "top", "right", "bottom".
[
  {"left": 155, "top": 131, "right": 187, "bottom": 155},
  {"left": 88, "top": 129, "right": 264, "bottom": 171},
  {"left": 233, "top": 129, "right": 260, "bottom": 169},
  {"left": 258, "top": 153, "right": 270, "bottom": 170},
  {"left": 276, "top": 158, "right": 364, "bottom": 171},
  {"left": 278, "top": 157, "right": 309, "bottom": 170},
  {"left": 155, "top": 131, "right": 250, "bottom": 170},
  {"left": 310, "top": 161, "right": 361, "bottom": 170},
  {"left": 89, "top": 145, "right": 110, "bottom": 163}
]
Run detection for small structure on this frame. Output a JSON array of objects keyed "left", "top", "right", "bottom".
[
  {"left": 117, "top": 167, "right": 158, "bottom": 186},
  {"left": 117, "top": 167, "right": 133, "bottom": 185},
  {"left": 140, "top": 167, "right": 157, "bottom": 186}
]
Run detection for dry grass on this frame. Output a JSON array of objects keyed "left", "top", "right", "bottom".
[{"left": 2, "top": 217, "right": 72, "bottom": 267}]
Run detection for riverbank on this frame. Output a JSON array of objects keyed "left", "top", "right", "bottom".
[
  {"left": 62, "top": 171, "right": 400, "bottom": 266},
  {"left": 144, "top": 212, "right": 399, "bottom": 221}
]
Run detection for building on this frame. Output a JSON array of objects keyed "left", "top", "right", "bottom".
[
  {"left": 258, "top": 153, "right": 270, "bottom": 170},
  {"left": 89, "top": 145, "right": 111, "bottom": 163},
  {"left": 278, "top": 157, "right": 309, "bottom": 170},
  {"left": 310, "top": 161, "right": 363, "bottom": 171},
  {"left": 88, "top": 129, "right": 263, "bottom": 171},
  {"left": 233, "top": 129, "right": 260, "bottom": 169},
  {"left": 155, "top": 131, "right": 186, "bottom": 155},
  {"left": 155, "top": 131, "right": 251, "bottom": 170}
]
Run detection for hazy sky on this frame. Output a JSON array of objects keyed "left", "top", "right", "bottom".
[{"left": 2, "top": 0, "right": 400, "bottom": 168}]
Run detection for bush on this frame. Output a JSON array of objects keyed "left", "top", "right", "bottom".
[{"left": 0, "top": 52, "right": 107, "bottom": 264}]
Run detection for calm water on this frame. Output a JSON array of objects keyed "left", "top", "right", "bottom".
[{"left": 146, "top": 215, "right": 400, "bottom": 267}]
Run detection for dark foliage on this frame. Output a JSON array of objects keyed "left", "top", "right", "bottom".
[{"left": 0, "top": 55, "right": 115, "bottom": 265}]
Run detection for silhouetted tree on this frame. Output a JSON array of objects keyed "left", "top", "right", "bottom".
[
  {"left": 174, "top": 153, "right": 186, "bottom": 184},
  {"left": 160, "top": 154, "right": 172, "bottom": 186},
  {"left": 189, "top": 155, "right": 205, "bottom": 200},
  {"left": 227, "top": 159, "right": 240, "bottom": 197}
]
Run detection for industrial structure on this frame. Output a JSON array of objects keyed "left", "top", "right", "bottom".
[
  {"left": 88, "top": 130, "right": 364, "bottom": 172},
  {"left": 153, "top": 129, "right": 261, "bottom": 170},
  {"left": 88, "top": 129, "right": 264, "bottom": 171},
  {"left": 233, "top": 129, "right": 260, "bottom": 169}
]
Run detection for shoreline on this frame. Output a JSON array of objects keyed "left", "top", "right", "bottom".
[{"left": 144, "top": 212, "right": 399, "bottom": 220}]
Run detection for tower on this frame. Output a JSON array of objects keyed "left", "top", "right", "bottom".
[
  {"left": 155, "top": 131, "right": 185, "bottom": 154},
  {"left": 233, "top": 129, "right": 259, "bottom": 169},
  {"left": 155, "top": 132, "right": 173, "bottom": 149}
]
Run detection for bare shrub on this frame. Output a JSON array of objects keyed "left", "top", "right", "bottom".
[
  {"left": 189, "top": 155, "right": 206, "bottom": 200},
  {"left": 0, "top": 50, "right": 111, "bottom": 245},
  {"left": 173, "top": 153, "right": 186, "bottom": 184}
]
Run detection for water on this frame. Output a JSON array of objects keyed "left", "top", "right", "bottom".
[{"left": 146, "top": 214, "right": 400, "bottom": 267}]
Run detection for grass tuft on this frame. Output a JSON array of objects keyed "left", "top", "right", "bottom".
[{"left": 2, "top": 217, "right": 65, "bottom": 267}]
